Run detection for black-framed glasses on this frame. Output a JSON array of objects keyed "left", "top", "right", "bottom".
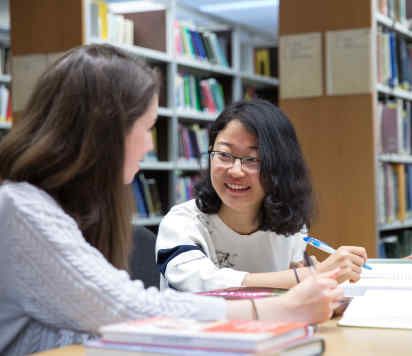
[{"left": 209, "top": 150, "right": 260, "bottom": 172}]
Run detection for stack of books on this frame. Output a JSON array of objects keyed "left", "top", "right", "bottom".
[
  {"left": 85, "top": 317, "right": 324, "bottom": 355},
  {"left": 198, "top": 287, "right": 287, "bottom": 300}
]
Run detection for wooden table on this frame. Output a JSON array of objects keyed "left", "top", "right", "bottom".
[{"left": 32, "top": 319, "right": 412, "bottom": 355}]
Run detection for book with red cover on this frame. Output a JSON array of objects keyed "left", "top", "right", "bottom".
[
  {"left": 198, "top": 287, "right": 287, "bottom": 300},
  {"left": 97, "top": 317, "right": 314, "bottom": 354}
]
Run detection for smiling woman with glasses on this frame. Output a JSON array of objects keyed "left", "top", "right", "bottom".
[{"left": 156, "top": 99, "right": 367, "bottom": 300}]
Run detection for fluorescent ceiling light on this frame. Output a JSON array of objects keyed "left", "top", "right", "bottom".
[
  {"left": 109, "top": 1, "right": 165, "bottom": 14},
  {"left": 200, "top": 0, "right": 278, "bottom": 12}
]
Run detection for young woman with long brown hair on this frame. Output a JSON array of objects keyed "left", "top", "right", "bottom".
[{"left": 0, "top": 44, "right": 342, "bottom": 355}]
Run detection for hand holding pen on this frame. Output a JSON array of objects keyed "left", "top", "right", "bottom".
[{"left": 303, "top": 236, "right": 371, "bottom": 284}]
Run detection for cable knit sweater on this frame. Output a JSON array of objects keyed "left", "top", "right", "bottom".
[{"left": 0, "top": 181, "right": 226, "bottom": 356}]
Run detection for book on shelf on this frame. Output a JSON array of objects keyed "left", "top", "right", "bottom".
[
  {"left": 140, "top": 174, "right": 162, "bottom": 217},
  {"left": 379, "top": 101, "right": 400, "bottom": 154},
  {"left": 107, "top": 13, "right": 134, "bottom": 45},
  {"left": 198, "top": 287, "right": 287, "bottom": 300},
  {"left": 378, "top": 229, "right": 412, "bottom": 258},
  {"left": 376, "top": 28, "right": 406, "bottom": 88},
  {"left": 178, "top": 124, "right": 209, "bottom": 161},
  {"left": 243, "top": 85, "right": 278, "bottom": 103},
  {"left": 175, "top": 20, "right": 230, "bottom": 67},
  {"left": 132, "top": 175, "right": 162, "bottom": 218},
  {"left": 175, "top": 72, "right": 225, "bottom": 114},
  {"left": 254, "top": 49, "right": 270, "bottom": 77},
  {"left": 85, "top": 317, "right": 323, "bottom": 356},
  {"left": 0, "top": 85, "right": 11, "bottom": 123},
  {"left": 395, "top": 35, "right": 412, "bottom": 90},
  {"left": 378, "top": 0, "right": 409, "bottom": 25},
  {"left": 378, "top": 99, "right": 412, "bottom": 156},
  {"left": 89, "top": 0, "right": 109, "bottom": 40},
  {"left": 0, "top": 47, "right": 10, "bottom": 76},
  {"left": 379, "top": 235, "right": 402, "bottom": 258},
  {"left": 253, "top": 47, "right": 277, "bottom": 78},
  {"left": 144, "top": 128, "right": 158, "bottom": 162},
  {"left": 132, "top": 177, "right": 149, "bottom": 218},
  {"left": 406, "top": 164, "right": 412, "bottom": 218},
  {"left": 89, "top": 0, "right": 134, "bottom": 46},
  {"left": 378, "top": 162, "right": 412, "bottom": 225},
  {"left": 176, "top": 174, "right": 200, "bottom": 204}
]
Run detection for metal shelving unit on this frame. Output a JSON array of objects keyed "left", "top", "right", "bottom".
[
  {"left": 375, "top": 4, "right": 412, "bottom": 253},
  {"left": 84, "top": 0, "right": 277, "bottom": 226}
]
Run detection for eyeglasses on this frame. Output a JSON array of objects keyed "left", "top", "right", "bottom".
[{"left": 209, "top": 150, "right": 260, "bottom": 172}]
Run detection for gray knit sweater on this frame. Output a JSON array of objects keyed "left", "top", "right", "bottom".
[{"left": 0, "top": 181, "right": 226, "bottom": 355}]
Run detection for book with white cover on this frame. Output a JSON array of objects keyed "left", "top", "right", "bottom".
[
  {"left": 339, "top": 290, "right": 412, "bottom": 329},
  {"left": 85, "top": 336, "right": 325, "bottom": 356},
  {"left": 343, "top": 262, "right": 412, "bottom": 297},
  {"left": 98, "top": 317, "right": 312, "bottom": 353}
]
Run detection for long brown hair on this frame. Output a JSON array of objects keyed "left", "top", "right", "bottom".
[{"left": 0, "top": 44, "right": 158, "bottom": 269}]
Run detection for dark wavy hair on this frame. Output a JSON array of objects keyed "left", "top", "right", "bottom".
[
  {"left": 195, "top": 99, "right": 314, "bottom": 235},
  {"left": 0, "top": 44, "right": 158, "bottom": 269}
]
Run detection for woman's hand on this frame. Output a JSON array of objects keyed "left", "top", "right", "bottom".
[
  {"left": 316, "top": 246, "right": 367, "bottom": 283},
  {"left": 254, "top": 269, "right": 344, "bottom": 324}
]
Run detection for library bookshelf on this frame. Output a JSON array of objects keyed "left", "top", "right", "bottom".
[
  {"left": 10, "top": 0, "right": 278, "bottom": 228},
  {"left": 279, "top": 0, "right": 412, "bottom": 258}
]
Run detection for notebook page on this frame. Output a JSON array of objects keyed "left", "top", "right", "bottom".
[
  {"left": 338, "top": 291, "right": 412, "bottom": 329},
  {"left": 360, "top": 263, "right": 412, "bottom": 280},
  {"left": 342, "top": 263, "right": 412, "bottom": 297}
]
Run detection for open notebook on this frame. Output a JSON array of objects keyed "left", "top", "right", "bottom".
[
  {"left": 339, "top": 290, "right": 412, "bottom": 329},
  {"left": 342, "top": 262, "right": 412, "bottom": 297}
]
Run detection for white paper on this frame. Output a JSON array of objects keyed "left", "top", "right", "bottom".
[
  {"left": 343, "top": 263, "right": 412, "bottom": 297},
  {"left": 12, "top": 54, "right": 48, "bottom": 112},
  {"left": 339, "top": 291, "right": 412, "bottom": 329},
  {"left": 12, "top": 52, "right": 65, "bottom": 112},
  {"left": 279, "top": 32, "right": 322, "bottom": 99},
  {"left": 326, "top": 28, "right": 372, "bottom": 95}
]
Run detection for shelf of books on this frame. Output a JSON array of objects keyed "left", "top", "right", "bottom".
[
  {"left": 83, "top": 0, "right": 278, "bottom": 228},
  {"left": 376, "top": 0, "right": 412, "bottom": 257}
]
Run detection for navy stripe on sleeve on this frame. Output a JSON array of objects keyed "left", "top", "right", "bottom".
[{"left": 157, "top": 245, "right": 205, "bottom": 276}]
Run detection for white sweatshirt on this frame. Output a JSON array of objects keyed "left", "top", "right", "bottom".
[{"left": 156, "top": 199, "right": 307, "bottom": 292}]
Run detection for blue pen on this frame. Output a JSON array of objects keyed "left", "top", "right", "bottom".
[{"left": 303, "top": 236, "right": 373, "bottom": 270}]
